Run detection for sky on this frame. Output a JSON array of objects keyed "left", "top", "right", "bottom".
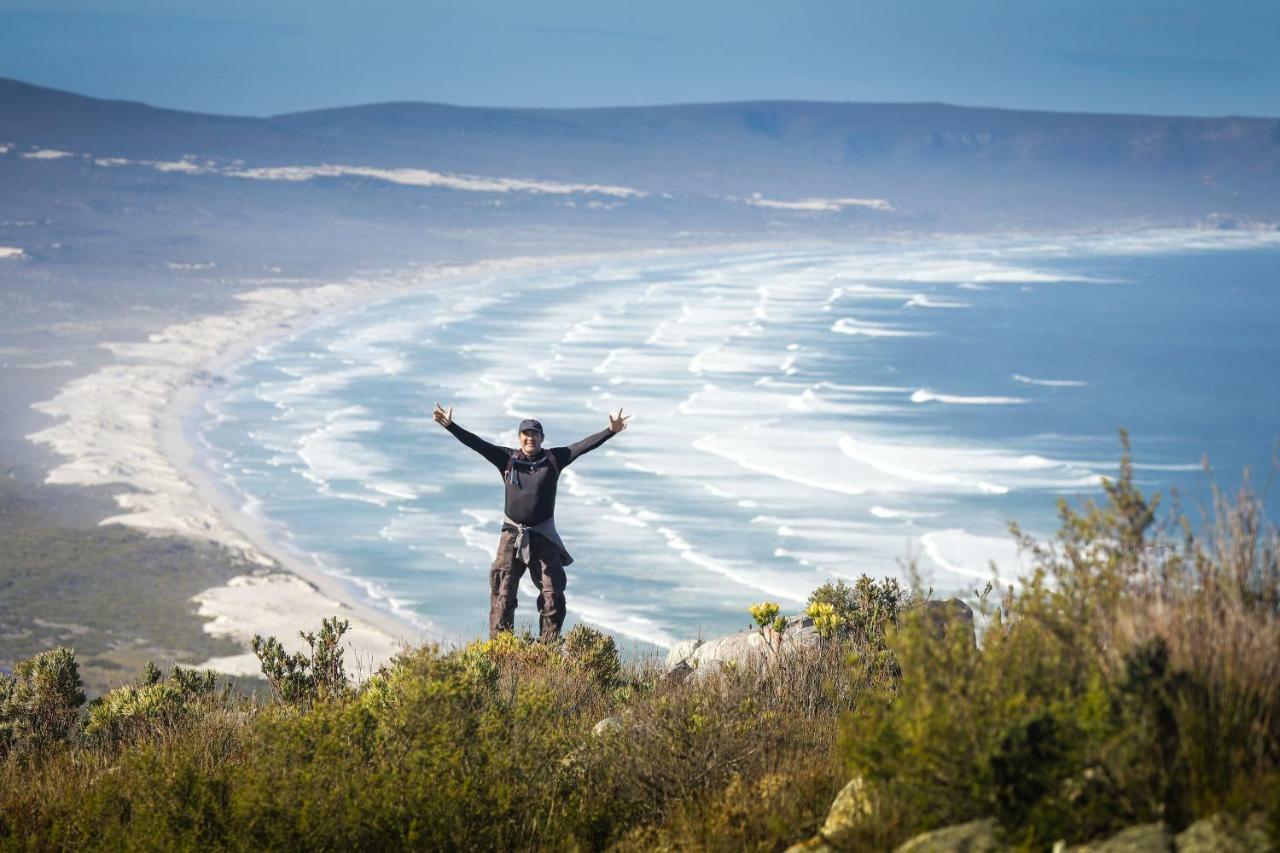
[{"left": 1, "top": 0, "right": 1277, "bottom": 118}]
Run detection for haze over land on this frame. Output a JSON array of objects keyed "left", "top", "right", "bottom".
[{"left": 4, "top": 74, "right": 1279, "bottom": 262}]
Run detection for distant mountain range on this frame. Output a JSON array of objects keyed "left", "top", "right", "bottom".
[{"left": 2, "top": 74, "right": 1278, "bottom": 270}]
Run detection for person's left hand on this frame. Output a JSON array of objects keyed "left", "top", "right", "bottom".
[{"left": 608, "top": 408, "right": 631, "bottom": 433}]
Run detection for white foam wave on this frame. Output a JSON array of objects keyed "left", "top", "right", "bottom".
[
  {"left": 592, "top": 348, "right": 629, "bottom": 375},
  {"left": 786, "top": 386, "right": 893, "bottom": 415},
  {"left": 919, "top": 529, "right": 1022, "bottom": 585},
  {"left": 369, "top": 481, "right": 439, "bottom": 501},
  {"left": 745, "top": 194, "right": 893, "bottom": 212},
  {"left": 904, "top": 294, "right": 971, "bottom": 309},
  {"left": 22, "top": 149, "right": 72, "bottom": 160},
  {"left": 5, "top": 359, "right": 76, "bottom": 369},
  {"left": 870, "top": 506, "right": 941, "bottom": 520},
  {"left": 1012, "top": 374, "right": 1087, "bottom": 387},
  {"left": 837, "top": 435, "right": 1009, "bottom": 495},
  {"left": 832, "top": 317, "right": 928, "bottom": 337},
  {"left": 152, "top": 159, "right": 206, "bottom": 173},
  {"left": 656, "top": 526, "right": 808, "bottom": 603},
  {"left": 570, "top": 599, "right": 678, "bottom": 649},
  {"left": 622, "top": 459, "right": 665, "bottom": 476},
  {"left": 880, "top": 259, "right": 1105, "bottom": 284},
  {"left": 911, "top": 389, "right": 1027, "bottom": 405},
  {"left": 1070, "top": 460, "right": 1203, "bottom": 472},
  {"left": 833, "top": 282, "right": 911, "bottom": 300},
  {"left": 814, "top": 381, "right": 912, "bottom": 394},
  {"left": 694, "top": 433, "right": 867, "bottom": 496},
  {"left": 296, "top": 406, "right": 395, "bottom": 491},
  {"left": 228, "top": 163, "right": 645, "bottom": 198}
]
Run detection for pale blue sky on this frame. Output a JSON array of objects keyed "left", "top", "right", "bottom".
[{"left": 1, "top": 0, "right": 1276, "bottom": 117}]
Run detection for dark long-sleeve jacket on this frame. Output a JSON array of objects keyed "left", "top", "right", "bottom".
[{"left": 445, "top": 422, "right": 615, "bottom": 525}]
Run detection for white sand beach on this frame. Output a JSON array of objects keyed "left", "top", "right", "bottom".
[{"left": 24, "top": 253, "right": 624, "bottom": 677}]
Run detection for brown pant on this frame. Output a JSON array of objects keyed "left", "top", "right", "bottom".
[{"left": 489, "top": 527, "right": 567, "bottom": 642}]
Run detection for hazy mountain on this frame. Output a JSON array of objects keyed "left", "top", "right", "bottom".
[
  {"left": 271, "top": 99, "right": 1280, "bottom": 199},
  {"left": 2, "top": 74, "right": 1278, "bottom": 271}
]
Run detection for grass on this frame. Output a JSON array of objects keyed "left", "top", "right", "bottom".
[{"left": 0, "top": 474, "right": 247, "bottom": 695}]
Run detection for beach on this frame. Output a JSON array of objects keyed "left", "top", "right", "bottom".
[
  {"left": 22, "top": 252, "right": 628, "bottom": 676},
  {"left": 21, "top": 227, "right": 1280, "bottom": 670},
  {"left": 174, "top": 229, "right": 1280, "bottom": 650}
]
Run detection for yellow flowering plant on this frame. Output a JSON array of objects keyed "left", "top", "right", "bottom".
[
  {"left": 748, "top": 601, "right": 781, "bottom": 629},
  {"left": 805, "top": 601, "right": 845, "bottom": 639}
]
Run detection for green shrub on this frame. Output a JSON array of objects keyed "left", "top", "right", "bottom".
[
  {"left": 562, "top": 623, "right": 622, "bottom": 690},
  {"left": 234, "top": 642, "right": 590, "bottom": 850},
  {"left": 989, "top": 710, "right": 1075, "bottom": 846},
  {"left": 84, "top": 662, "right": 221, "bottom": 748},
  {"left": 807, "top": 575, "right": 914, "bottom": 646},
  {"left": 0, "top": 647, "right": 85, "bottom": 757},
  {"left": 251, "top": 616, "right": 351, "bottom": 707},
  {"left": 614, "top": 765, "right": 840, "bottom": 852},
  {"left": 840, "top": 432, "right": 1280, "bottom": 848}
]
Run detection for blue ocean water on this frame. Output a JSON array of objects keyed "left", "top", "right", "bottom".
[{"left": 195, "top": 233, "right": 1280, "bottom": 648}]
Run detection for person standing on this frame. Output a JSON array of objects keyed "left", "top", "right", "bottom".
[{"left": 433, "top": 404, "right": 630, "bottom": 641}]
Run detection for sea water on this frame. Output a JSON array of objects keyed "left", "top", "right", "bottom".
[{"left": 195, "top": 232, "right": 1280, "bottom": 649}]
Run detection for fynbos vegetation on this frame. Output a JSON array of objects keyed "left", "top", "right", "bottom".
[
  {"left": 838, "top": 434, "right": 1280, "bottom": 849},
  {"left": 1, "top": 440, "right": 1277, "bottom": 850}
]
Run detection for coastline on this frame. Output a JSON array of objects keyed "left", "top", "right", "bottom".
[
  {"left": 25, "top": 252, "right": 619, "bottom": 676},
  {"left": 156, "top": 285, "right": 429, "bottom": 678},
  {"left": 30, "top": 226, "right": 1280, "bottom": 677},
  {"left": 25, "top": 242, "right": 786, "bottom": 677}
]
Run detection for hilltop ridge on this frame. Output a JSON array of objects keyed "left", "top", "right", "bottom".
[{"left": 3, "top": 73, "right": 1278, "bottom": 238}]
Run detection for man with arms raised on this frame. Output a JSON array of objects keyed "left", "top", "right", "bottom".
[{"left": 433, "top": 404, "right": 630, "bottom": 641}]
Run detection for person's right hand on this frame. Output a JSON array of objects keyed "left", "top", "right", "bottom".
[{"left": 433, "top": 403, "right": 453, "bottom": 428}]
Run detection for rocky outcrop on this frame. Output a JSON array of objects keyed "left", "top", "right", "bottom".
[
  {"left": 1057, "top": 822, "right": 1175, "bottom": 852},
  {"left": 855, "top": 813, "right": 1276, "bottom": 853},
  {"left": 665, "top": 615, "right": 824, "bottom": 678},
  {"left": 784, "top": 776, "right": 872, "bottom": 852},
  {"left": 896, "top": 818, "right": 1001, "bottom": 852},
  {"left": 591, "top": 716, "right": 623, "bottom": 737},
  {"left": 1053, "top": 814, "right": 1275, "bottom": 852},
  {"left": 923, "top": 597, "right": 977, "bottom": 645},
  {"left": 1174, "top": 813, "right": 1273, "bottom": 851},
  {"left": 666, "top": 598, "right": 978, "bottom": 679}
]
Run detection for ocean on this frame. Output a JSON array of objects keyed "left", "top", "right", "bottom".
[{"left": 193, "top": 232, "right": 1280, "bottom": 649}]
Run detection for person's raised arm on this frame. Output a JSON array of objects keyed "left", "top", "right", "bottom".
[
  {"left": 556, "top": 408, "right": 630, "bottom": 467},
  {"left": 434, "top": 403, "right": 510, "bottom": 472}
]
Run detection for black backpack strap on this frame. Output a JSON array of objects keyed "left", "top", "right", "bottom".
[{"left": 505, "top": 450, "right": 559, "bottom": 484}]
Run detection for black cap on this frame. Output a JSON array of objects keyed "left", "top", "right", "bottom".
[{"left": 518, "top": 418, "right": 544, "bottom": 435}]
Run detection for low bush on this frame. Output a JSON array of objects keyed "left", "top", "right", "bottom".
[
  {"left": 0, "top": 647, "right": 85, "bottom": 758},
  {"left": 840, "top": 432, "right": 1280, "bottom": 848},
  {"left": 251, "top": 615, "right": 351, "bottom": 707},
  {"left": 562, "top": 623, "right": 623, "bottom": 690},
  {"left": 807, "top": 574, "right": 916, "bottom": 647},
  {"left": 84, "top": 662, "right": 223, "bottom": 749},
  {"left": 2, "top": 437, "right": 1276, "bottom": 851}
]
